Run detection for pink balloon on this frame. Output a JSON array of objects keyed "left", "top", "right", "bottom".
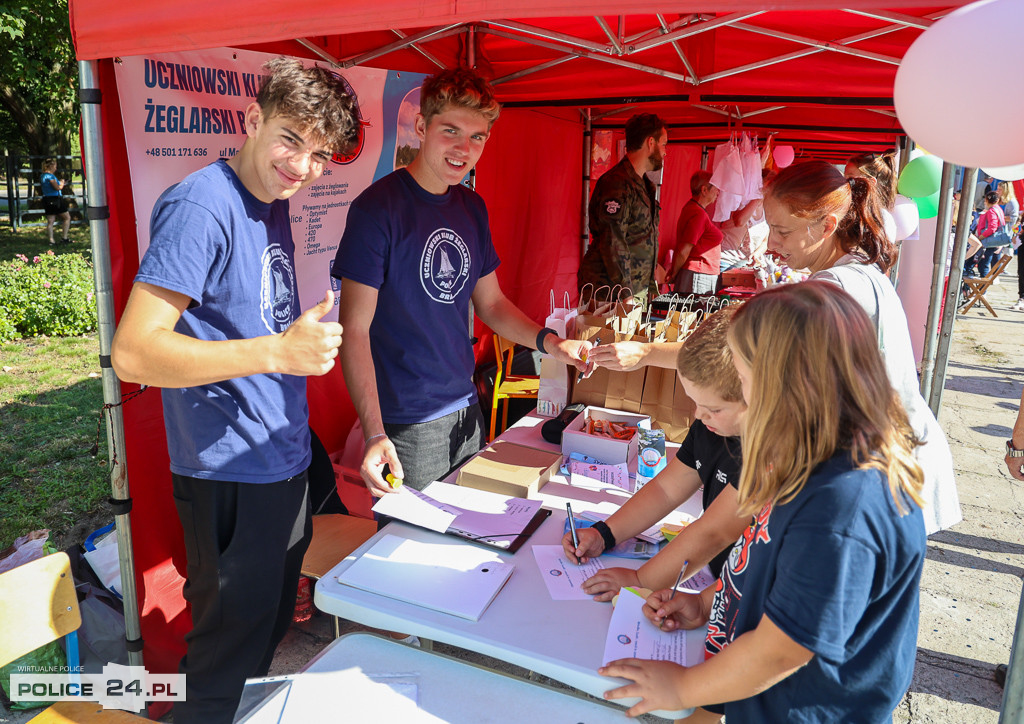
[
  {"left": 773, "top": 145, "right": 795, "bottom": 168},
  {"left": 895, "top": 0, "right": 1024, "bottom": 168}
]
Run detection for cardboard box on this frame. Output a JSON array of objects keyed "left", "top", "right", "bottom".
[
  {"left": 457, "top": 440, "right": 562, "bottom": 498},
  {"left": 561, "top": 405, "right": 650, "bottom": 466},
  {"left": 721, "top": 267, "right": 757, "bottom": 289}
]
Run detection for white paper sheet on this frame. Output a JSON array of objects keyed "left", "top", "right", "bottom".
[
  {"left": 337, "top": 535, "right": 515, "bottom": 621},
  {"left": 531, "top": 545, "right": 605, "bottom": 600},
  {"left": 568, "top": 459, "right": 632, "bottom": 493},
  {"left": 371, "top": 482, "right": 546, "bottom": 548},
  {"left": 680, "top": 566, "right": 716, "bottom": 594},
  {"left": 372, "top": 488, "right": 458, "bottom": 533},
  {"left": 602, "top": 587, "right": 687, "bottom": 666}
]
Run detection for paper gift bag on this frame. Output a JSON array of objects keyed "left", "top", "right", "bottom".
[
  {"left": 537, "top": 355, "right": 569, "bottom": 417},
  {"left": 640, "top": 365, "right": 696, "bottom": 443}
]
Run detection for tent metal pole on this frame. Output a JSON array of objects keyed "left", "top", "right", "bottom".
[
  {"left": 468, "top": 25, "right": 476, "bottom": 68},
  {"left": 656, "top": 14, "right": 699, "bottom": 83},
  {"left": 389, "top": 29, "right": 446, "bottom": 69},
  {"left": 582, "top": 109, "right": 592, "bottom": 257},
  {"left": 340, "top": 24, "right": 465, "bottom": 68},
  {"left": 929, "top": 167, "right": 978, "bottom": 415},
  {"left": 700, "top": 146, "right": 709, "bottom": 170},
  {"left": 999, "top": 584, "right": 1024, "bottom": 723},
  {"left": 78, "top": 59, "right": 145, "bottom": 669},
  {"left": 594, "top": 16, "right": 624, "bottom": 55},
  {"left": 920, "top": 161, "right": 956, "bottom": 402},
  {"left": 483, "top": 27, "right": 693, "bottom": 84},
  {"left": 842, "top": 8, "right": 936, "bottom": 29},
  {"left": 492, "top": 56, "right": 575, "bottom": 86},
  {"left": 730, "top": 22, "right": 901, "bottom": 65},
  {"left": 487, "top": 19, "right": 616, "bottom": 54},
  {"left": 628, "top": 11, "right": 763, "bottom": 53}
]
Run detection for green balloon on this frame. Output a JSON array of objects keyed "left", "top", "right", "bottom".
[
  {"left": 915, "top": 190, "right": 939, "bottom": 219},
  {"left": 897, "top": 155, "right": 943, "bottom": 198}
]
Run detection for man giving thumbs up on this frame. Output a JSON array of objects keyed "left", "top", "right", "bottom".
[{"left": 111, "top": 58, "right": 359, "bottom": 724}]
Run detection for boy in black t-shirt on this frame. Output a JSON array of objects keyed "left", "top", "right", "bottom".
[{"left": 562, "top": 305, "right": 749, "bottom": 594}]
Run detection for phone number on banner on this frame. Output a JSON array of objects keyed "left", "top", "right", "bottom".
[{"left": 145, "top": 147, "right": 209, "bottom": 158}]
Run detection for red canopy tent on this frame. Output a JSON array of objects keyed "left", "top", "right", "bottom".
[{"left": 67, "top": 0, "right": 967, "bottom": 693}]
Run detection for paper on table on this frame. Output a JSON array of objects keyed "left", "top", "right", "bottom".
[
  {"left": 680, "top": 566, "right": 716, "bottom": 594},
  {"left": 532, "top": 545, "right": 605, "bottom": 600},
  {"left": 581, "top": 509, "right": 694, "bottom": 544},
  {"left": 337, "top": 535, "right": 515, "bottom": 621},
  {"left": 371, "top": 487, "right": 458, "bottom": 533},
  {"left": 568, "top": 460, "right": 632, "bottom": 492},
  {"left": 602, "top": 587, "right": 687, "bottom": 666},
  {"left": 240, "top": 668, "right": 430, "bottom": 723}
]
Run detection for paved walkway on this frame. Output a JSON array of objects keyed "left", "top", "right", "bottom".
[{"left": 893, "top": 264, "right": 1023, "bottom": 723}]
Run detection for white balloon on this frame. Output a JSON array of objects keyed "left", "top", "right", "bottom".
[
  {"left": 982, "top": 163, "right": 1024, "bottom": 182},
  {"left": 881, "top": 208, "right": 898, "bottom": 244},
  {"left": 895, "top": 0, "right": 1024, "bottom": 168},
  {"left": 891, "top": 196, "right": 921, "bottom": 242}
]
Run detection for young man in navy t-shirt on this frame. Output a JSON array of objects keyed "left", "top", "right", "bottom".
[
  {"left": 333, "top": 68, "right": 591, "bottom": 494},
  {"left": 111, "top": 58, "right": 358, "bottom": 724}
]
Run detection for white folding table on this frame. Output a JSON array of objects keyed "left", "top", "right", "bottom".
[
  {"left": 236, "top": 632, "right": 633, "bottom": 723},
  {"left": 313, "top": 410, "right": 707, "bottom": 720}
]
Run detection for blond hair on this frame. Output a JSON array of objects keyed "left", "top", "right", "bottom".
[
  {"left": 998, "top": 181, "right": 1017, "bottom": 206},
  {"left": 727, "top": 281, "right": 923, "bottom": 517},
  {"left": 676, "top": 305, "right": 743, "bottom": 402},
  {"left": 419, "top": 67, "right": 500, "bottom": 128}
]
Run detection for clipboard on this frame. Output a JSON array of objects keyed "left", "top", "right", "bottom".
[{"left": 372, "top": 482, "right": 552, "bottom": 553}]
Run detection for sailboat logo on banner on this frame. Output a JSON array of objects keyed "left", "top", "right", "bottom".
[{"left": 420, "top": 227, "right": 471, "bottom": 303}]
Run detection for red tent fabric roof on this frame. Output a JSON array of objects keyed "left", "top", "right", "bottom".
[
  {"left": 69, "top": 4, "right": 967, "bottom": 157},
  {"left": 69, "top": 1, "right": 961, "bottom": 61}
]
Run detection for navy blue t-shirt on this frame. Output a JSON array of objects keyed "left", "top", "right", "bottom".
[
  {"left": 706, "top": 453, "right": 925, "bottom": 722},
  {"left": 136, "top": 160, "right": 311, "bottom": 483},
  {"left": 675, "top": 419, "right": 742, "bottom": 577},
  {"left": 332, "top": 169, "right": 501, "bottom": 424}
]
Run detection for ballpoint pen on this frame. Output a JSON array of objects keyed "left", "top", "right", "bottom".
[
  {"left": 669, "top": 560, "right": 689, "bottom": 599},
  {"left": 566, "top": 502, "right": 579, "bottom": 550}
]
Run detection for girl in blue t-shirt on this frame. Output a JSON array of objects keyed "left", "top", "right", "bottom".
[
  {"left": 39, "top": 157, "right": 70, "bottom": 245},
  {"left": 601, "top": 281, "right": 926, "bottom": 723}
]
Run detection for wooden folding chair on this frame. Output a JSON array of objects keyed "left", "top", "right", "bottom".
[
  {"left": 0, "top": 552, "right": 149, "bottom": 722},
  {"left": 489, "top": 335, "right": 540, "bottom": 441},
  {"left": 959, "top": 253, "right": 1013, "bottom": 317},
  {"left": 301, "top": 513, "right": 378, "bottom": 638}
]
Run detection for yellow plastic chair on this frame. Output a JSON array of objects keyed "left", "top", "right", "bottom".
[
  {"left": 0, "top": 552, "right": 150, "bottom": 722},
  {"left": 489, "top": 335, "right": 540, "bottom": 441}
]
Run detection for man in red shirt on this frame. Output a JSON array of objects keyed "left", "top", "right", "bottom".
[{"left": 672, "top": 170, "right": 722, "bottom": 294}]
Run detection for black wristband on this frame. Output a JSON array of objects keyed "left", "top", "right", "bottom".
[
  {"left": 536, "top": 327, "right": 557, "bottom": 354},
  {"left": 591, "top": 520, "right": 616, "bottom": 552}
]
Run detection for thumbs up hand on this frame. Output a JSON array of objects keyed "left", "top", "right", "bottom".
[{"left": 277, "top": 290, "right": 343, "bottom": 376}]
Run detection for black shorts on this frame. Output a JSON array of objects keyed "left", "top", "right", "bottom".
[{"left": 42, "top": 195, "right": 68, "bottom": 215}]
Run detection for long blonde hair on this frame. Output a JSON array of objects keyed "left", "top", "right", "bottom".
[
  {"left": 727, "top": 282, "right": 924, "bottom": 516},
  {"left": 998, "top": 181, "right": 1017, "bottom": 206}
]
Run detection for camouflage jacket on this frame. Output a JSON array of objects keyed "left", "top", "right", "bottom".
[{"left": 578, "top": 156, "right": 660, "bottom": 306}]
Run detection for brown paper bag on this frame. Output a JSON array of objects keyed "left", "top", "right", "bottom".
[{"left": 639, "top": 365, "right": 696, "bottom": 443}]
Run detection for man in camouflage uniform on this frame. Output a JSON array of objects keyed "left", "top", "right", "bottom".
[{"left": 578, "top": 113, "right": 667, "bottom": 307}]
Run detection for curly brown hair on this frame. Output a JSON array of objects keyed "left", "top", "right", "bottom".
[{"left": 256, "top": 57, "right": 359, "bottom": 155}]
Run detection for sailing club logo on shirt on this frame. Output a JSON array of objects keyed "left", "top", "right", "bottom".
[
  {"left": 605, "top": 199, "right": 621, "bottom": 214},
  {"left": 260, "top": 244, "right": 296, "bottom": 333},
  {"left": 420, "top": 228, "right": 471, "bottom": 304}
]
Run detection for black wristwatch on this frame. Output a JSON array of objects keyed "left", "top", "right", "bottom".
[
  {"left": 591, "top": 520, "right": 617, "bottom": 552},
  {"left": 1007, "top": 440, "right": 1024, "bottom": 458}
]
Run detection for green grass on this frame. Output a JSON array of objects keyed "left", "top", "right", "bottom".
[{"left": 0, "top": 224, "right": 110, "bottom": 549}]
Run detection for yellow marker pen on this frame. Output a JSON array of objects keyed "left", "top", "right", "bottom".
[{"left": 385, "top": 473, "right": 403, "bottom": 489}]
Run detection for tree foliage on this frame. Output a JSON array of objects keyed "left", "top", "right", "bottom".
[{"left": 0, "top": 1, "right": 78, "bottom": 156}]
